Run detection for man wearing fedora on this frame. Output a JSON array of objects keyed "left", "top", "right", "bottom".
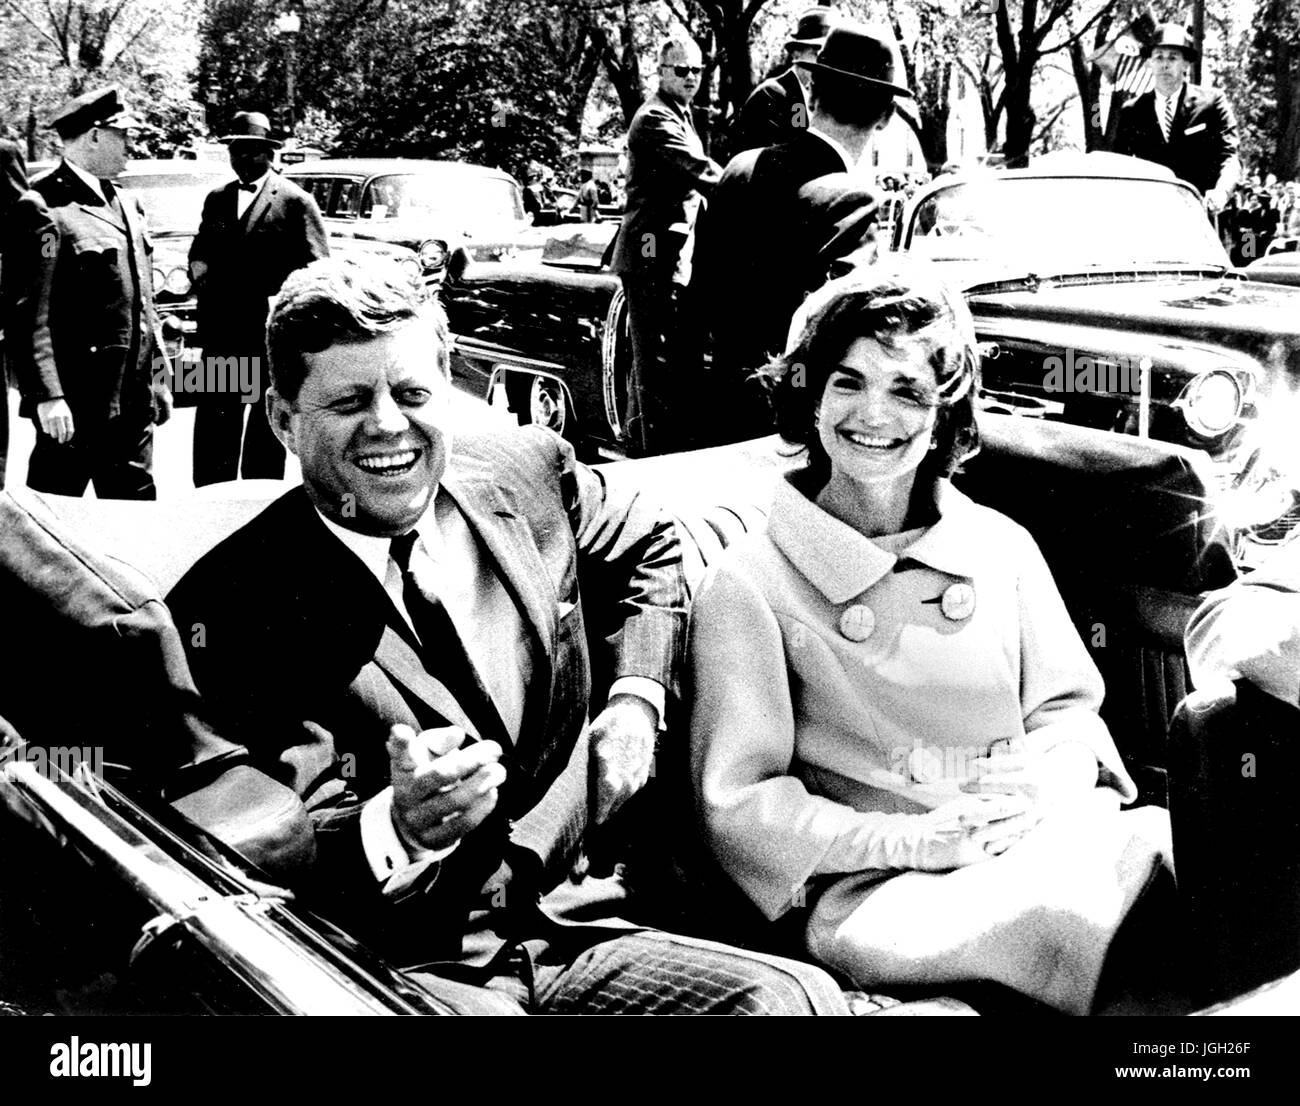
[
  {"left": 692, "top": 22, "right": 909, "bottom": 444},
  {"left": 731, "top": 5, "right": 839, "bottom": 154},
  {"left": 1112, "top": 24, "right": 1240, "bottom": 212},
  {"left": 17, "top": 88, "right": 171, "bottom": 499},
  {"left": 188, "top": 110, "right": 329, "bottom": 486}
]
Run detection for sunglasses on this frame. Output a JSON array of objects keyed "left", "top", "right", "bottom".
[{"left": 664, "top": 64, "right": 703, "bottom": 77}]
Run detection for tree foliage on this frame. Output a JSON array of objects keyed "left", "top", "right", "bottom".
[{"left": 0, "top": 0, "right": 203, "bottom": 158}]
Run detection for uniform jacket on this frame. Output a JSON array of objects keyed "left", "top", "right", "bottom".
[
  {"left": 188, "top": 171, "right": 329, "bottom": 358},
  {"left": 1112, "top": 83, "right": 1242, "bottom": 198},
  {"left": 690, "top": 474, "right": 1136, "bottom": 920},
  {"left": 731, "top": 68, "right": 809, "bottom": 154},
  {"left": 25, "top": 161, "right": 162, "bottom": 423},
  {"left": 610, "top": 91, "right": 719, "bottom": 278},
  {"left": 692, "top": 130, "right": 878, "bottom": 379},
  {"left": 166, "top": 426, "right": 687, "bottom": 959}
]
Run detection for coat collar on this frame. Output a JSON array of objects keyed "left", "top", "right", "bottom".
[{"left": 767, "top": 473, "right": 986, "bottom": 603}]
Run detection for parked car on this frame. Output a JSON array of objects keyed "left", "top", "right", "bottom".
[
  {"left": 1, "top": 417, "right": 1294, "bottom": 1015},
  {"left": 283, "top": 158, "right": 544, "bottom": 284},
  {"left": 1240, "top": 249, "right": 1300, "bottom": 288},
  {"left": 442, "top": 152, "right": 1300, "bottom": 555},
  {"left": 113, "top": 160, "right": 423, "bottom": 368}
]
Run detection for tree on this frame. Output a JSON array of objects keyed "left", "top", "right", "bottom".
[
  {"left": 1244, "top": 0, "right": 1300, "bottom": 179},
  {"left": 0, "top": 0, "right": 203, "bottom": 157}
]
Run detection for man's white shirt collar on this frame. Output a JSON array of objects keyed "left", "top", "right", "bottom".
[
  {"left": 235, "top": 172, "right": 271, "bottom": 216},
  {"left": 315, "top": 502, "right": 445, "bottom": 590},
  {"left": 65, "top": 158, "right": 107, "bottom": 204}
]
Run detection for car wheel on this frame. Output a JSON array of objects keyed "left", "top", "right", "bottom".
[{"left": 505, "top": 372, "right": 568, "bottom": 436}]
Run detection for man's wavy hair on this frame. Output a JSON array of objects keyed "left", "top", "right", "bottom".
[
  {"left": 267, "top": 257, "right": 444, "bottom": 403},
  {"left": 758, "top": 260, "right": 981, "bottom": 489}
]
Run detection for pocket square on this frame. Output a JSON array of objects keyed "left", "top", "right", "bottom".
[
  {"left": 1183, "top": 122, "right": 1207, "bottom": 135},
  {"left": 558, "top": 600, "right": 578, "bottom": 619}
]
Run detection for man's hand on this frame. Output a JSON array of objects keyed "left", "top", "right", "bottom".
[
  {"left": 962, "top": 739, "right": 1098, "bottom": 812},
  {"left": 36, "top": 399, "right": 75, "bottom": 443},
  {"left": 189, "top": 258, "right": 208, "bottom": 290},
  {"left": 387, "top": 723, "right": 506, "bottom": 852},
  {"left": 1206, "top": 187, "right": 1229, "bottom": 214},
  {"left": 152, "top": 383, "right": 174, "bottom": 426},
  {"left": 588, "top": 693, "right": 658, "bottom": 825}
]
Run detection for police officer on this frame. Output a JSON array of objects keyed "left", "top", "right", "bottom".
[{"left": 19, "top": 88, "right": 171, "bottom": 499}]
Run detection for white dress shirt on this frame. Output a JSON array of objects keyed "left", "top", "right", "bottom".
[
  {"left": 65, "top": 158, "right": 107, "bottom": 204},
  {"left": 235, "top": 172, "right": 270, "bottom": 218}
]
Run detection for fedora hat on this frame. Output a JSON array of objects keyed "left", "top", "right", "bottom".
[
  {"left": 49, "top": 87, "right": 142, "bottom": 139},
  {"left": 798, "top": 23, "right": 914, "bottom": 98},
  {"left": 1141, "top": 24, "right": 1198, "bottom": 61},
  {"left": 220, "top": 111, "right": 283, "bottom": 147},
  {"left": 785, "top": 6, "right": 837, "bottom": 51}
]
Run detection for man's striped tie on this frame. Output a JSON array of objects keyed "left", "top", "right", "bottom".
[{"left": 1162, "top": 94, "right": 1176, "bottom": 142}]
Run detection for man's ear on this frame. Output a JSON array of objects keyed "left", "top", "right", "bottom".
[{"left": 266, "top": 388, "right": 296, "bottom": 454}]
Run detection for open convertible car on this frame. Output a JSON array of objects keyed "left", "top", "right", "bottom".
[
  {"left": 2, "top": 413, "right": 1297, "bottom": 1014},
  {"left": 441, "top": 153, "right": 1300, "bottom": 559}
]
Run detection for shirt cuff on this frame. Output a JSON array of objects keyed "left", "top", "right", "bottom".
[
  {"left": 360, "top": 786, "right": 458, "bottom": 897},
  {"left": 608, "top": 676, "right": 666, "bottom": 731}
]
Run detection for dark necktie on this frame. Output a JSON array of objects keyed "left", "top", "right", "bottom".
[
  {"left": 390, "top": 532, "right": 508, "bottom": 748},
  {"left": 238, "top": 181, "right": 258, "bottom": 193},
  {"left": 101, "top": 178, "right": 123, "bottom": 219},
  {"left": 1162, "top": 95, "right": 1176, "bottom": 142}
]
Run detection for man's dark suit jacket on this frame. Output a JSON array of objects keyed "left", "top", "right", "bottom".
[
  {"left": 1112, "top": 83, "right": 1241, "bottom": 198},
  {"left": 166, "top": 426, "right": 687, "bottom": 962},
  {"left": 24, "top": 161, "right": 162, "bottom": 426},
  {"left": 188, "top": 172, "right": 328, "bottom": 360},
  {"left": 610, "top": 91, "right": 718, "bottom": 279},
  {"left": 731, "top": 69, "right": 809, "bottom": 154},
  {"left": 692, "top": 130, "right": 878, "bottom": 437}
]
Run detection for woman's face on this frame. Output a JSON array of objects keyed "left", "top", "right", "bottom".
[{"left": 816, "top": 335, "right": 939, "bottom": 491}]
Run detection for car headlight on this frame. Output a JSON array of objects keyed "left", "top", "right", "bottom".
[
  {"left": 418, "top": 239, "right": 449, "bottom": 271},
  {"left": 164, "top": 266, "right": 192, "bottom": 296},
  {"left": 1181, "top": 369, "right": 1243, "bottom": 437}
]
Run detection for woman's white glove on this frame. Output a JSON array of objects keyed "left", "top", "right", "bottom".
[
  {"left": 862, "top": 793, "right": 1036, "bottom": 872},
  {"left": 961, "top": 740, "right": 1099, "bottom": 812}
]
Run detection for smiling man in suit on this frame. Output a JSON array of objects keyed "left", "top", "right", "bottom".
[
  {"left": 19, "top": 88, "right": 171, "bottom": 499},
  {"left": 165, "top": 257, "right": 846, "bottom": 1014},
  {"left": 188, "top": 110, "right": 329, "bottom": 486},
  {"left": 1111, "top": 24, "right": 1241, "bottom": 213}
]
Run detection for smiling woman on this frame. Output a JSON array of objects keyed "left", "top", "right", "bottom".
[{"left": 689, "top": 262, "right": 1175, "bottom": 1014}]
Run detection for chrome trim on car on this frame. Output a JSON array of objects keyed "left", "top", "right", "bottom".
[
  {"left": 0, "top": 759, "right": 416, "bottom": 1015},
  {"left": 601, "top": 286, "right": 627, "bottom": 442}
]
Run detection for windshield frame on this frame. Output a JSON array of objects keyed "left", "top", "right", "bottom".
[{"left": 902, "top": 173, "right": 1230, "bottom": 274}]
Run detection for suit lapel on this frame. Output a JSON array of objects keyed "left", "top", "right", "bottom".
[
  {"left": 441, "top": 458, "right": 556, "bottom": 711},
  {"left": 242, "top": 174, "right": 276, "bottom": 233}
]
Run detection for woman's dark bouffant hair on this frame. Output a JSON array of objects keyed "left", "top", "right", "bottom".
[{"left": 757, "top": 261, "right": 982, "bottom": 490}]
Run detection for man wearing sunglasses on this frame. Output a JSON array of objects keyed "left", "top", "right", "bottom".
[{"left": 610, "top": 38, "right": 721, "bottom": 454}]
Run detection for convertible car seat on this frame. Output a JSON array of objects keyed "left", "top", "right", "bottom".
[{"left": 0, "top": 488, "right": 312, "bottom": 876}]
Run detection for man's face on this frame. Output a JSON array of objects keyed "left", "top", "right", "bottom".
[
  {"left": 230, "top": 142, "right": 274, "bottom": 183},
  {"left": 1150, "top": 46, "right": 1190, "bottom": 97},
  {"left": 79, "top": 125, "right": 129, "bottom": 179},
  {"left": 659, "top": 42, "right": 704, "bottom": 105},
  {"left": 270, "top": 315, "right": 454, "bottom": 537}
]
